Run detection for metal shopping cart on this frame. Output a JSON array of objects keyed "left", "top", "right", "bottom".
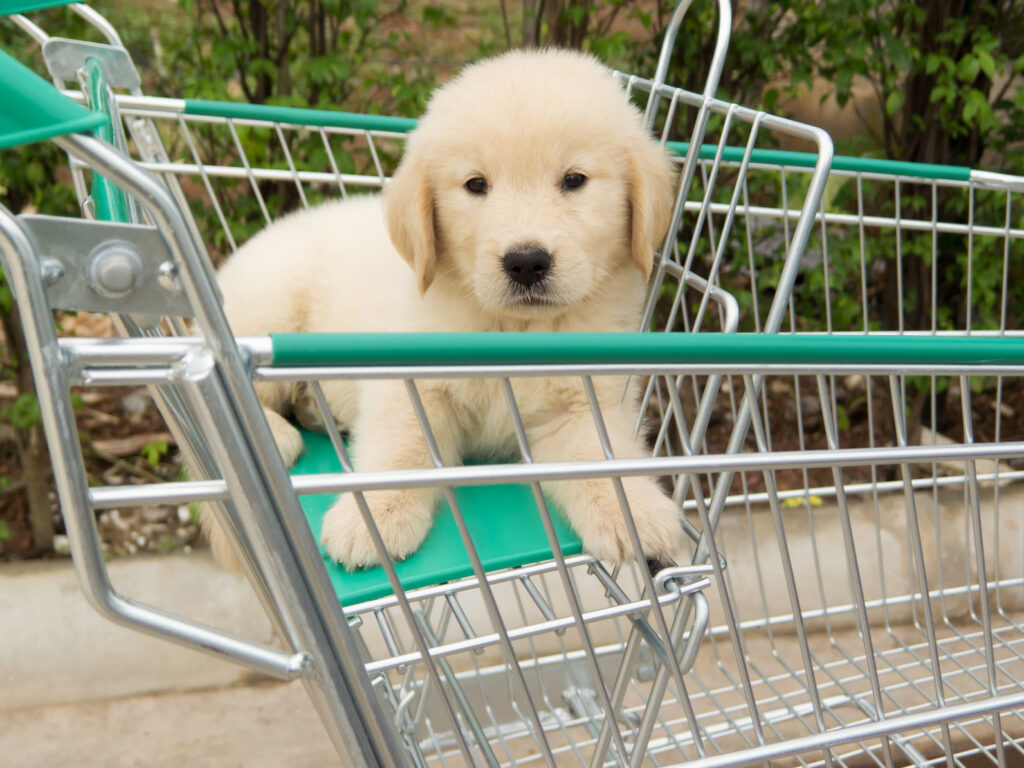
[{"left": 4, "top": 1, "right": 1024, "bottom": 766}]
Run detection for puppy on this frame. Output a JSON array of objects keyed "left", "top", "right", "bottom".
[{"left": 208, "top": 49, "right": 683, "bottom": 570}]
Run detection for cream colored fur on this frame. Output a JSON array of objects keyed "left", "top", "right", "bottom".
[{"left": 206, "top": 49, "right": 681, "bottom": 570}]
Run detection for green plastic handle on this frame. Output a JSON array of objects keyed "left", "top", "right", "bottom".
[
  {"left": 184, "top": 99, "right": 417, "bottom": 134},
  {"left": 0, "top": 0, "right": 79, "bottom": 15},
  {"left": 182, "top": 98, "right": 983, "bottom": 183},
  {"left": 0, "top": 47, "right": 106, "bottom": 150},
  {"left": 665, "top": 141, "right": 972, "bottom": 182},
  {"left": 269, "top": 332, "right": 1024, "bottom": 368}
]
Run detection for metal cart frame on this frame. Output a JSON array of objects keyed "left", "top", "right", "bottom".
[{"left": 4, "top": 2, "right": 1024, "bottom": 766}]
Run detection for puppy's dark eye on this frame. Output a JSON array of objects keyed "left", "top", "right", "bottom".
[
  {"left": 464, "top": 176, "right": 488, "bottom": 196},
  {"left": 561, "top": 172, "right": 587, "bottom": 191}
]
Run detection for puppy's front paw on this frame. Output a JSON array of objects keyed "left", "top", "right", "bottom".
[
  {"left": 570, "top": 478, "right": 683, "bottom": 564},
  {"left": 320, "top": 490, "right": 434, "bottom": 570},
  {"left": 264, "top": 409, "right": 304, "bottom": 467}
]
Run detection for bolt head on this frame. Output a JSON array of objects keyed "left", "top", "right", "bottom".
[{"left": 87, "top": 241, "right": 142, "bottom": 299}]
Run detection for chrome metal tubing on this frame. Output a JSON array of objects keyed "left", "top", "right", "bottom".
[
  {"left": 673, "top": 689, "right": 1024, "bottom": 768},
  {"left": 644, "top": 0, "right": 731, "bottom": 127},
  {"left": 0, "top": 208, "right": 307, "bottom": 682},
  {"left": 86, "top": 437, "right": 1024, "bottom": 511},
  {"left": 47, "top": 135, "right": 409, "bottom": 767}
]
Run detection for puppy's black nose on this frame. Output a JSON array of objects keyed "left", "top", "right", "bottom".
[{"left": 502, "top": 247, "right": 552, "bottom": 288}]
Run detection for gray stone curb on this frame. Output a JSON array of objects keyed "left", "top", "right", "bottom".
[{"left": 1, "top": 550, "right": 274, "bottom": 710}]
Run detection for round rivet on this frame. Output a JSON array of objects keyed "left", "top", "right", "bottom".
[
  {"left": 157, "top": 261, "right": 181, "bottom": 295},
  {"left": 40, "top": 259, "right": 65, "bottom": 287}
]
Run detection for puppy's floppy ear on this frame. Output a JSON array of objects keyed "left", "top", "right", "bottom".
[
  {"left": 385, "top": 147, "right": 438, "bottom": 295},
  {"left": 628, "top": 138, "right": 676, "bottom": 280}
]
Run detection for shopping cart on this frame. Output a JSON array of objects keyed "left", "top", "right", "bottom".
[{"left": 4, "top": 1, "right": 1024, "bottom": 766}]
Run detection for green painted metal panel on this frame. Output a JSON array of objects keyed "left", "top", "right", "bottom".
[
  {"left": 270, "top": 332, "right": 1024, "bottom": 368},
  {"left": 0, "top": 48, "right": 107, "bottom": 150},
  {"left": 291, "top": 429, "right": 582, "bottom": 605},
  {"left": 0, "top": 0, "right": 79, "bottom": 15},
  {"left": 184, "top": 99, "right": 418, "bottom": 134}
]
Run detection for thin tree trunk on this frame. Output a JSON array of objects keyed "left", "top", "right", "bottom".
[
  {"left": 522, "top": 0, "right": 542, "bottom": 47},
  {"left": 250, "top": 0, "right": 270, "bottom": 103},
  {"left": 23, "top": 424, "right": 52, "bottom": 554},
  {"left": 276, "top": 0, "right": 291, "bottom": 97},
  {"left": 544, "top": 0, "right": 565, "bottom": 45},
  {"left": 2, "top": 306, "right": 53, "bottom": 552},
  {"left": 498, "top": 0, "right": 512, "bottom": 48}
]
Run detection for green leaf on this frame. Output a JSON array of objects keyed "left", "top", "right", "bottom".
[
  {"left": 962, "top": 89, "right": 988, "bottom": 123},
  {"left": 0, "top": 519, "right": 11, "bottom": 542},
  {"left": 835, "top": 403, "right": 851, "bottom": 432},
  {"left": 0, "top": 282, "right": 12, "bottom": 315},
  {"left": 156, "top": 536, "right": 183, "bottom": 552},
  {"left": 249, "top": 58, "right": 277, "bottom": 80},
  {"left": 835, "top": 67, "right": 853, "bottom": 102},
  {"left": 888, "top": 37, "right": 912, "bottom": 71},
  {"left": 957, "top": 54, "right": 980, "bottom": 83},
  {"left": 140, "top": 440, "right": 169, "bottom": 469},
  {"left": 930, "top": 83, "right": 952, "bottom": 106},
  {"left": 8, "top": 393, "right": 40, "bottom": 431},
  {"left": 885, "top": 89, "right": 905, "bottom": 117},
  {"left": 421, "top": 5, "right": 455, "bottom": 28},
  {"left": 976, "top": 50, "right": 996, "bottom": 79}
]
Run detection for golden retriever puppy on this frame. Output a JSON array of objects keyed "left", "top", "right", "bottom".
[{"left": 210, "top": 49, "right": 682, "bottom": 570}]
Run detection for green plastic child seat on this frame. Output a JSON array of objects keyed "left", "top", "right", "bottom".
[
  {"left": 291, "top": 428, "right": 582, "bottom": 606},
  {"left": 0, "top": 47, "right": 107, "bottom": 150}
]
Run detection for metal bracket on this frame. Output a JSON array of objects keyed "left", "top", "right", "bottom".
[
  {"left": 563, "top": 686, "right": 642, "bottom": 735},
  {"left": 42, "top": 38, "right": 141, "bottom": 90},
  {"left": 17, "top": 215, "right": 194, "bottom": 317}
]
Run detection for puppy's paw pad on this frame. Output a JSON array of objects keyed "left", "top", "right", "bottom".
[{"left": 321, "top": 492, "right": 433, "bottom": 571}]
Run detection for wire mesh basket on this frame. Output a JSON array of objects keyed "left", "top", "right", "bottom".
[{"left": 4, "top": 2, "right": 1024, "bottom": 767}]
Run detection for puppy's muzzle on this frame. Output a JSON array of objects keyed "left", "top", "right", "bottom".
[{"left": 503, "top": 246, "right": 552, "bottom": 289}]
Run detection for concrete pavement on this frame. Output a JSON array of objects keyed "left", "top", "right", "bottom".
[
  {"left": 2, "top": 680, "right": 341, "bottom": 767},
  {"left": 1, "top": 551, "right": 347, "bottom": 765}
]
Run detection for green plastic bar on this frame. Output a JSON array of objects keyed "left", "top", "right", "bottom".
[
  {"left": 270, "top": 333, "right": 1024, "bottom": 368},
  {"left": 184, "top": 99, "right": 418, "bottom": 134},
  {"left": 0, "top": 0, "right": 78, "bottom": 15},
  {"left": 0, "top": 48, "right": 106, "bottom": 150},
  {"left": 81, "top": 56, "right": 130, "bottom": 223},
  {"left": 665, "top": 141, "right": 972, "bottom": 182},
  {"left": 183, "top": 99, "right": 986, "bottom": 182},
  {"left": 179, "top": 96, "right": 1023, "bottom": 191}
]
